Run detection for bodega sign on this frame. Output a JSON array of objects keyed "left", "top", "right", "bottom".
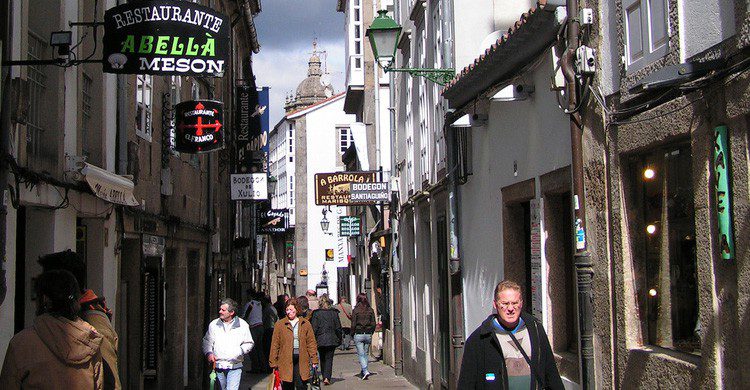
[
  {"left": 175, "top": 100, "right": 224, "bottom": 153},
  {"left": 103, "top": 1, "right": 230, "bottom": 76}
]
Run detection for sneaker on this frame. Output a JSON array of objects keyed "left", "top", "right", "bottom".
[{"left": 362, "top": 372, "right": 370, "bottom": 380}]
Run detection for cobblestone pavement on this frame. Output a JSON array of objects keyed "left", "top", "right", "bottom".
[{"left": 240, "top": 349, "right": 417, "bottom": 389}]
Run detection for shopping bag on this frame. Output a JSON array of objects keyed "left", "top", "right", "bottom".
[
  {"left": 209, "top": 362, "right": 217, "bottom": 390},
  {"left": 268, "top": 369, "right": 281, "bottom": 390},
  {"left": 309, "top": 365, "right": 322, "bottom": 390}
]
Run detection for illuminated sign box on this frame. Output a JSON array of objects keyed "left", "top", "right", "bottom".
[{"left": 175, "top": 100, "right": 224, "bottom": 153}]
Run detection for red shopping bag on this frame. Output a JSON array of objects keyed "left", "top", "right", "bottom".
[{"left": 273, "top": 369, "right": 282, "bottom": 390}]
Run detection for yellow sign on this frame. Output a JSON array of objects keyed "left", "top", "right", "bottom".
[
  {"left": 299, "top": 269, "right": 308, "bottom": 276},
  {"left": 325, "top": 249, "right": 334, "bottom": 261}
]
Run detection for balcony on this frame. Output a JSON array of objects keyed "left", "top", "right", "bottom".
[{"left": 343, "top": 54, "right": 365, "bottom": 114}]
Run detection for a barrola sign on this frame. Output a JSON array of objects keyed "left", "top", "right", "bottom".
[
  {"left": 103, "top": 1, "right": 230, "bottom": 76},
  {"left": 174, "top": 100, "right": 224, "bottom": 153}
]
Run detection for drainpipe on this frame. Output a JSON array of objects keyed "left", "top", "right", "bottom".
[
  {"left": 204, "top": 86, "right": 215, "bottom": 327},
  {"left": 561, "top": 0, "right": 595, "bottom": 388},
  {"left": 0, "top": 0, "right": 13, "bottom": 306}
]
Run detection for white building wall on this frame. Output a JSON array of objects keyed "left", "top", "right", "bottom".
[
  {"left": 302, "top": 97, "right": 356, "bottom": 304},
  {"left": 458, "top": 55, "right": 571, "bottom": 334},
  {"left": 679, "top": 0, "right": 735, "bottom": 61}
]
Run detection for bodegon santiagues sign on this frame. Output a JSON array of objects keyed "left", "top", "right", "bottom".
[
  {"left": 175, "top": 100, "right": 224, "bottom": 153},
  {"left": 103, "top": 1, "right": 230, "bottom": 76}
]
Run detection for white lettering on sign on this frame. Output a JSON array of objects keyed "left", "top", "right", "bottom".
[{"left": 351, "top": 182, "right": 388, "bottom": 191}]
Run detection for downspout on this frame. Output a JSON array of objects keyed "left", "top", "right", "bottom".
[
  {"left": 204, "top": 86, "right": 215, "bottom": 327},
  {"left": 560, "top": 0, "right": 595, "bottom": 388}
]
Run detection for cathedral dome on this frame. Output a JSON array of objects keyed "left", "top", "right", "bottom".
[{"left": 285, "top": 42, "right": 334, "bottom": 112}]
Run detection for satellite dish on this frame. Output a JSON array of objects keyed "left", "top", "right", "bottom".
[
  {"left": 320, "top": 73, "right": 332, "bottom": 87},
  {"left": 478, "top": 31, "right": 502, "bottom": 56},
  {"left": 324, "top": 86, "right": 333, "bottom": 98}
]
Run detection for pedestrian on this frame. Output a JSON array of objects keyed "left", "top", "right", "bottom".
[
  {"left": 274, "top": 294, "right": 289, "bottom": 319},
  {"left": 0, "top": 270, "right": 104, "bottom": 389},
  {"left": 337, "top": 297, "right": 353, "bottom": 350},
  {"left": 457, "top": 280, "right": 563, "bottom": 389},
  {"left": 297, "top": 295, "right": 312, "bottom": 320},
  {"left": 262, "top": 295, "right": 279, "bottom": 372},
  {"left": 202, "top": 298, "right": 255, "bottom": 390},
  {"left": 350, "top": 293, "right": 376, "bottom": 380},
  {"left": 269, "top": 297, "right": 319, "bottom": 390},
  {"left": 306, "top": 289, "right": 319, "bottom": 311},
  {"left": 310, "top": 296, "right": 343, "bottom": 385},
  {"left": 243, "top": 292, "right": 265, "bottom": 373},
  {"left": 38, "top": 249, "right": 121, "bottom": 389}
]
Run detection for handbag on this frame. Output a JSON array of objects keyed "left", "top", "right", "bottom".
[
  {"left": 309, "top": 364, "right": 322, "bottom": 390},
  {"left": 507, "top": 330, "right": 550, "bottom": 390}
]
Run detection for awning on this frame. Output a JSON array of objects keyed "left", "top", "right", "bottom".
[{"left": 81, "top": 163, "right": 139, "bottom": 206}]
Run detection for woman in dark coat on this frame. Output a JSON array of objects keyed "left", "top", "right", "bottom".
[
  {"left": 350, "top": 293, "right": 376, "bottom": 380},
  {"left": 310, "top": 295, "right": 342, "bottom": 385}
]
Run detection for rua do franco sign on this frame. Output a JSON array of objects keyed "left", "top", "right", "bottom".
[
  {"left": 103, "top": 1, "right": 230, "bottom": 76},
  {"left": 175, "top": 100, "right": 224, "bottom": 153},
  {"left": 314, "top": 171, "right": 378, "bottom": 206}
]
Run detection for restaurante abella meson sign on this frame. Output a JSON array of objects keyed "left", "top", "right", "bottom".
[{"left": 103, "top": 1, "right": 230, "bottom": 76}]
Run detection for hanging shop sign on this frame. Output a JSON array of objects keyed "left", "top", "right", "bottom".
[
  {"left": 339, "top": 216, "right": 361, "bottom": 237},
  {"left": 230, "top": 173, "right": 267, "bottom": 200},
  {"left": 234, "top": 85, "right": 260, "bottom": 173},
  {"left": 174, "top": 100, "right": 224, "bottom": 153},
  {"left": 314, "top": 171, "right": 379, "bottom": 205},
  {"left": 257, "top": 208, "right": 289, "bottom": 234},
  {"left": 103, "top": 0, "right": 230, "bottom": 76},
  {"left": 713, "top": 125, "right": 735, "bottom": 260},
  {"left": 350, "top": 182, "right": 390, "bottom": 203}
]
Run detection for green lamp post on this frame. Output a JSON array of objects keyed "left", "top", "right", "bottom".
[{"left": 366, "top": 10, "right": 455, "bottom": 86}]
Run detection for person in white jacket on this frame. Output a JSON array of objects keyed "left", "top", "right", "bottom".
[{"left": 202, "top": 298, "right": 255, "bottom": 390}]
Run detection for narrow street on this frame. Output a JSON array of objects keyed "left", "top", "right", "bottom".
[{"left": 241, "top": 350, "right": 416, "bottom": 390}]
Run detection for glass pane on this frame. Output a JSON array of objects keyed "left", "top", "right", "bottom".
[
  {"left": 626, "top": 3, "right": 644, "bottom": 64},
  {"left": 648, "top": 0, "right": 668, "bottom": 51}
]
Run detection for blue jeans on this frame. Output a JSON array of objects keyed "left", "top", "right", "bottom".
[
  {"left": 353, "top": 333, "right": 372, "bottom": 375},
  {"left": 216, "top": 367, "right": 242, "bottom": 390}
]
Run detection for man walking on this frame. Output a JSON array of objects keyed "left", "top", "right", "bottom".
[
  {"left": 243, "top": 292, "right": 265, "bottom": 373},
  {"left": 458, "top": 280, "right": 563, "bottom": 389},
  {"left": 202, "top": 298, "right": 255, "bottom": 390}
]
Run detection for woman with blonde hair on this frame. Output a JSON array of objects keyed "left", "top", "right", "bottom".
[
  {"left": 269, "top": 297, "right": 319, "bottom": 389},
  {"left": 311, "top": 295, "right": 343, "bottom": 385}
]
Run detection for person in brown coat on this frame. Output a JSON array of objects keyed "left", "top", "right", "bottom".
[
  {"left": 38, "top": 249, "right": 121, "bottom": 389},
  {"left": 269, "top": 297, "right": 319, "bottom": 390},
  {"left": 0, "top": 270, "right": 104, "bottom": 389}
]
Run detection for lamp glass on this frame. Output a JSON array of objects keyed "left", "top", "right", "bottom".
[
  {"left": 366, "top": 10, "right": 401, "bottom": 68},
  {"left": 320, "top": 218, "right": 330, "bottom": 232}
]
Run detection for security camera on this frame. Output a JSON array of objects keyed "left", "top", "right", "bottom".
[
  {"left": 515, "top": 84, "right": 535, "bottom": 95},
  {"left": 470, "top": 113, "right": 488, "bottom": 127}
]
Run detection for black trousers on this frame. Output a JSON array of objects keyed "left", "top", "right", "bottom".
[
  {"left": 318, "top": 345, "right": 336, "bottom": 380},
  {"left": 281, "top": 354, "right": 307, "bottom": 390}
]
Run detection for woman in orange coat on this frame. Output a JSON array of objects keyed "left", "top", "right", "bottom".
[{"left": 268, "top": 297, "right": 319, "bottom": 389}]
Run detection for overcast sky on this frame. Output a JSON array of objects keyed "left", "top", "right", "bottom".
[{"left": 254, "top": 0, "right": 345, "bottom": 126}]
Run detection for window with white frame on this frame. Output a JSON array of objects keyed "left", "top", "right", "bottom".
[
  {"left": 288, "top": 125, "right": 294, "bottom": 163},
  {"left": 27, "top": 31, "right": 47, "bottom": 161},
  {"left": 417, "top": 22, "right": 430, "bottom": 184},
  {"left": 432, "top": 5, "right": 447, "bottom": 171},
  {"left": 338, "top": 126, "right": 354, "bottom": 154},
  {"left": 353, "top": 0, "right": 363, "bottom": 68},
  {"left": 136, "top": 74, "right": 153, "bottom": 141},
  {"left": 623, "top": 0, "right": 669, "bottom": 71}
]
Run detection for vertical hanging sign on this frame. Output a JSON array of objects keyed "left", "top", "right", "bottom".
[{"left": 713, "top": 125, "right": 734, "bottom": 260}]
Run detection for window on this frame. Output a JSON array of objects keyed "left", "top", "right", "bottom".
[
  {"left": 136, "top": 75, "right": 153, "bottom": 141},
  {"left": 353, "top": 0, "right": 362, "bottom": 68},
  {"left": 623, "top": 0, "right": 669, "bottom": 71},
  {"left": 81, "top": 73, "right": 93, "bottom": 158},
  {"left": 27, "top": 31, "right": 47, "bottom": 162},
  {"left": 338, "top": 126, "right": 354, "bottom": 153},
  {"left": 627, "top": 143, "right": 699, "bottom": 354}
]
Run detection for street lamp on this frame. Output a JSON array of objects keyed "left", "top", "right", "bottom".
[
  {"left": 320, "top": 208, "right": 330, "bottom": 233},
  {"left": 366, "top": 10, "right": 455, "bottom": 86},
  {"left": 267, "top": 175, "right": 278, "bottom": 195}
]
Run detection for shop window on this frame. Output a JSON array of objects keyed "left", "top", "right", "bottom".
[{"left": 627, "top": 143, "right": 699, "bottom": 354}]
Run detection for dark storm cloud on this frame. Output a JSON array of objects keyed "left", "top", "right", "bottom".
[{"left": 255, "top": 0, "right": 343, "bottom": 49}]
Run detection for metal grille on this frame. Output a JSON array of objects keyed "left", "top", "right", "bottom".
[
  {"left": 27, "top": 31, "right": 47, "bottom": 161},
  {"left": 82, "top": 73, "right": 93, "bottom": 157}
]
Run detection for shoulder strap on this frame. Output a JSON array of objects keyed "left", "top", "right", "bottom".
[
  {"left": 507, "top": 329, "right": 546, "bottom": 388},
  {"left": 339, "top": 303, "right": 352, "bottom": 320}
]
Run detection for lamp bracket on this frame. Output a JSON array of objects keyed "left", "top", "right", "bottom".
[{"left": 385, "top": 67, "right": 455, "bottom": 86}]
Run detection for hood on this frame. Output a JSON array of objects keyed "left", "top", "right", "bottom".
[{"left": 34, "top": 314, "right": 103, "bottom": 365}]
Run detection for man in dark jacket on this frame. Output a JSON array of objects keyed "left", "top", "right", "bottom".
[{"left": 458, "top": 280, "right": 563, "bottom": 390}]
